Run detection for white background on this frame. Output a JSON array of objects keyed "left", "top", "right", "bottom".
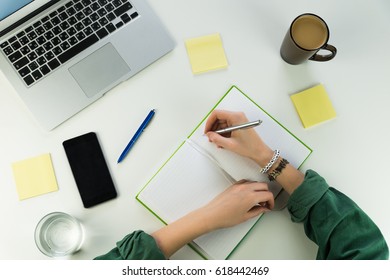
[{"left": 0, "top": 0, "right": 389, "bottom": 260}]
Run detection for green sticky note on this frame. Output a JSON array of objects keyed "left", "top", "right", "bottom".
[
  {"left": 290, "top": 84, "right": 337, "bottom": 128},
  {"left": 12, "top": 153, "right": 58, "bottom": 200},
  {"left": 185, "top": 33, "right": 228, "bottom": 74}
]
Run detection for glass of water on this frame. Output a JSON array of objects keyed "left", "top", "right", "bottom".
[{"left": 34, "top": 212, "right": 84, "bottom": 258}]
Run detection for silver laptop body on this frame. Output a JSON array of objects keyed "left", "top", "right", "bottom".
[{"left": 0, "top": 0, "right": 174, "bottom": 130}]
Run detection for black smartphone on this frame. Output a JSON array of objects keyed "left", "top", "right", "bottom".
[{"left": 63, "top": 132, "right": 117, "bottom": 208}]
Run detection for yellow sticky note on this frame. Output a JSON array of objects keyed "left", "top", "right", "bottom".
[
  {"left": 12, "top": 153, "right": 58, "bottom": 200},
  {"left": 185, "top": 33, "right": 228, "bottom": 74},
  {"left": 290, "top": 84, "right": 337, "bottom": 128}
]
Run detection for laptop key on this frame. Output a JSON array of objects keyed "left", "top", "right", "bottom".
[
  {"left": 3, "top": 46, "right": 13, "bottom": 55},
  {"left": 29, "top": 61, "right": 39, "bottom": 71},
  {"left": 59, "top": 11, "right": 69, "bottom": 21},
  {"left": 96, "top": 28, "right": 109, "bottom": 39},
  {"left": 84, "top": 7, "right": 93, "bottom": 16},
  {"left": 48, "top": 58, "right": 61, "bottom": 70},
  {"left": 74, "top": 3, "right": 84, "bottom": 12},
  {"left": 121, "top": 13, "right": 131, "bottom": 24},
  {"left": 43, "top": 22, "right": 53, "bottom": 30},
  {"left": 37, "top": 57, "right": 47, "bottom": 66},
  {"left": 106, "top": 4, "right": 115, "bottom": 12},
  {"left": 19, "top": 66, "right": 31, "bottom": 77},
  {"left": 52, "top": 26, "right": 62, "bottom": 35},
  {"left": 13, "top": 57, "right": 29, "bottom": 70},
  {"left": 49, "top": 10, "right": 58, "bottom": 18},
  {"left": 0, "top": 41, "right": 9, "bottom": 48},
  {"left": 58, "top": 34, "right": 99, "bottom": 64},
  {"left": 52, "top": 46, "right": 63, "bottom": 55},
  {"left": 69, "top": 36, "right": 78, "bottom": 46},
  {"left": 27, "top": 31, "right": 37, "bottom": 40},
  {"left": 31, "top": 69, "right": 43, "bottom": 80},
  {"left": 36, "top": 47, "right": 45, "bottom": 56},
  {"left": 60, "top": 42, "right": 70, "bottom": 51},
  {"left": 105, "top": 23, "right": 116, "bottom": 33},
  {"left": 75, "top": 31, "right": 86, "bottom": 41},
  {"left": 40, "top": 65, "right": 51, "bottom": 75},
  {"left": 91, "top": 22, "right": 101, "bottom": 31},
  {"left": 9, "top": 51, "right": 22, "bottom": 62},
  {"left": 32, "top": 21, "right": 41, "bottom": 28},
  {"left": 36, "top": 26, "right": 46, "bottom": 35},
  {"left": 11, "top": 41, "right": 22, "bottom": 51},
  {"left": 17, "top": 31, "right": 26, "bottom": 38},
  {"left": 82, "top": 0, "right": 92, "bottom": 6},
  {"left": 44, "top": 51, "right": 55, "bottom": 61},
  {"left": 67, "top": 7, "right": 77, "bottom": 16},
  {"left": 114, "top": 3, "right": 132, "bottom": 17},
  {"left": 19, "top": 36, "right": 30, "bottom": 45},
  {"left": 91, "top": 3, "right": 100, "bottom": 11},
  {"left": 83, "top": 27, "right": 93, "bottom": 36},
  {"left": 43, "top": 42, "right": 54, "bottom": 51},
  {"left": 28, "top": 41, "right": 39, "bottom": 50},
  {"left": 130, "top": 12, "right": 139, "bottom": 19},
  {"left": 36, "top": 36, "right": 46, "bottom": 45},
  {"left": 112, "top": 0, "right": 122, "bottom": 8},
  {"left": 9, "top": 36, "right": 17, "bottom": 43},
  {"left": 23, "top": 74, "right": 35, "bottom": 86},
  {"left": 27, "top": 52, "right": 38, "bottom": 61},
  {"left": 51, "top": 37, "right": 61, "bottom": 46},
  {"left": 20, "top": 46, "right": 31, "bottom": 55},
  {"left": 106, "top": 12, "right": 115, "bottom": 21}
]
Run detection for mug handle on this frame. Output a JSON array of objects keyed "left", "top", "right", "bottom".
[{"left": 309, "top": 44, "right": 337, "bottom": 61}]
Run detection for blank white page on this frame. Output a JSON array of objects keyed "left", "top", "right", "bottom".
[{"left": 137, "top": 142, "right": 230, "bottom": 223}]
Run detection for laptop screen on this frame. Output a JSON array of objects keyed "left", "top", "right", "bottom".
[{"left": 0, "top": 0, "right": 34, "bottom": 21}]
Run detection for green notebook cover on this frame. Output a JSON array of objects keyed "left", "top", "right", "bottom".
[{"left": 136, "top": 85, "right": 312, "bottom": 259}]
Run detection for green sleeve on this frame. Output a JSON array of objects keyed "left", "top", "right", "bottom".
[
  {"left": 94, "top": 230, "right": 166, "bottom": 260},
  {"left": 287, "top": 170, "right": 389, "bottom": 260}
]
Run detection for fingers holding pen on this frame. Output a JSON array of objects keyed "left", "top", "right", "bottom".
[{"left": 204, "top": 110, "right": 249, "bottom": 134}]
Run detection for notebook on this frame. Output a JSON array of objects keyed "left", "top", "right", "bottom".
[
  {"left": 0, "top": 0, "right": 174, "bottom": 130},
  {"left": 136, "top": 85, "right": 312, "bottom": 259}
]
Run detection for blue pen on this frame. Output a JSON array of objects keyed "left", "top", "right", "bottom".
[{"left": 117, "top": 109, "right": 156, "bottom": 163}]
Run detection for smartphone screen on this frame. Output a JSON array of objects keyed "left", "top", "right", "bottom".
[{"left": 63, "top": 132, "right": 117, "bottom": 208}]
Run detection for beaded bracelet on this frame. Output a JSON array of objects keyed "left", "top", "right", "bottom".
[
  {"left": 268, "top": 158, "right": 289, "bottom": 181},
  {"left": 260, "top": 149, "right": 280, "bottom": 174}
]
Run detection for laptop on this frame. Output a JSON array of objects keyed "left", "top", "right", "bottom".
[{"left": 0, "top": 0, "right": 174, "bottom": 130}]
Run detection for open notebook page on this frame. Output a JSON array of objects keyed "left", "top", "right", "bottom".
[
  {"left": 137, "top": 86, "right": 312, "bottom": 259},
  {"left": 137, "top": 140, "right": 261, "bottom": 259}
]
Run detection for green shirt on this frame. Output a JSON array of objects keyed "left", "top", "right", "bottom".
[
  {"left": 288, "top": 170, "right": 388, "bottom": 259},
  {"left": 94, "top": 170, "right": 388, "bottom": 260}
]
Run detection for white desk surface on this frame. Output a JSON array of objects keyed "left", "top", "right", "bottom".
[{"left": 1, "top": 0, "right": 389, "bottom": 260}]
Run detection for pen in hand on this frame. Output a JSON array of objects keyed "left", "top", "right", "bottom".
[
  {"left": 214, "top": 120, "right": 262, "bottom": 134},
  {"left": 117, "top": 109, "right": 156, "bottom": 164}
]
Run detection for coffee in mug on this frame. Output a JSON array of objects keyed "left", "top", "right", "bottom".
[{"left": 280, "top": 13, "right": 337, "bottom": 65}]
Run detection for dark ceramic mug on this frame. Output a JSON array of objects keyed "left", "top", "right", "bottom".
[{"left": 280, "top": 13, "right": 337, "bottom": 65}]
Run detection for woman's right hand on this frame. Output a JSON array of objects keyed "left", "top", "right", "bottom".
[{"left": 204, "top": 110, "right": 274, "bottom": 167}]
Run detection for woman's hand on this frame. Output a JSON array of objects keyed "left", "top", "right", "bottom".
[
  {"left": 204, "top": 110, "right": 274, "bottom": 167},
  {"left": 200, "top": 180, "right": 274, "bottom": 231},
  {"left": 151, "top": 180, "right": 274, "bottom": 258}
]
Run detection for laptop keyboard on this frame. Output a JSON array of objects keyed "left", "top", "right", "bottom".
[{"left": 0, "top": 0, "right": 139, "bottom": 87}]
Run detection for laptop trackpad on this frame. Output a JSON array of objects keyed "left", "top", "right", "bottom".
[{"left": 69, "top": 43, "right": 130, "bottom": 98}]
